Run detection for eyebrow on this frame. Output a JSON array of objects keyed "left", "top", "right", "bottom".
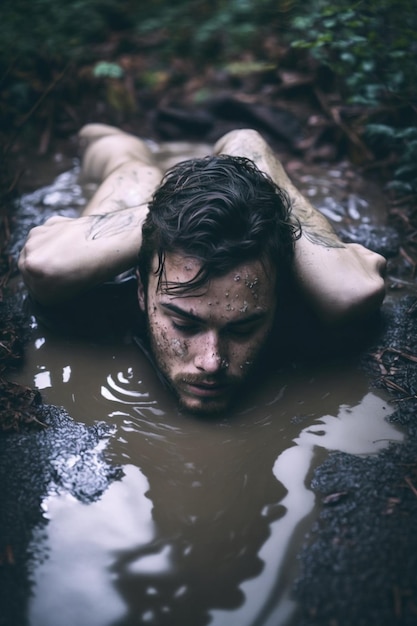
[{"left": 160, "top": 302, "right": 268, "bottom": 328}]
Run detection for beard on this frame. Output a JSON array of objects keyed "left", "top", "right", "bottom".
[
  {"left": 151, "top": 349, "right": 241, "bottom": 416},
  {"left": 143, "top": 305, "right": 275, "bottom": 417},
  {"left": 147, "top": 338, "right": 265, "bottom": 418}
]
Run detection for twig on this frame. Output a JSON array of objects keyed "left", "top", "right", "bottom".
[
  {"left": 314, "top": 87, "right": 374, "bottom": 161},
  {"left": 391, "top": 194, "right": 417, "bottom": 207},
  {"left": 405, "top": 476, "right": 417, "bottom": 498},
  {"left": 399, "top": 246, "right": 417, "bottom": 274},
  {"left": 4, "top": 62, "right": 71, "bottom": 154}
]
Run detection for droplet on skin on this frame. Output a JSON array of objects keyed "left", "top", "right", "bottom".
[{"left": 244, "top": 276, "right": 259, "bottom": 289}]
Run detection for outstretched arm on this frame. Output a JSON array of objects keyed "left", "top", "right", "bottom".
[
  {"left": 214, "top": 129, "right": 386, "bottom": 323},
  {"left": 18, "top": 126, "right": 162, "bottom": 305}
]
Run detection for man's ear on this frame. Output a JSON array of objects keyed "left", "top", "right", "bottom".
[{"left": 136, "top": 268, "right": 146, "bottom": 312}]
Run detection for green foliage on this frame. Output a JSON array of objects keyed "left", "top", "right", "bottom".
[
  {"left": 366, "top": 125, "right": 417, "bottom": 194},
  {"left": 291, "top": 0, "right": 416, "bottom": 106},
  {"left": 130, "top": 0, "right": 290, "bottom": 59},
  {"left": 0, "top": 0, "right": 294, "bottom": 136},
  {"left": 93, "top": 62, "right": 124, "bottom": 79},
  {"left": 0, "top": 0, "right": 116, "bottom": 66},
  {"left": 291, "top": 0, "right": 417, "bottom": 195},
  {"left": 0, "top": 0, "right": 291, "bottom": 68},
  {"left": 1, "top": 0, "right": 415, "bottom": 201}
]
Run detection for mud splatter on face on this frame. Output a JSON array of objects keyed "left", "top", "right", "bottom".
[
  {"left": 143, "top": 253, "right": 278, "bottom": 415},
  {"left": 171, "top": 338, "right": 189, "bottom": 358},
  {"left": 244, "top": 275, "right": 259, "bottom": 289}
]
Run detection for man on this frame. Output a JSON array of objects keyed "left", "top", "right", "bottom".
[{"left": 18, "top": 125, "right": 386, "bottom": 414}]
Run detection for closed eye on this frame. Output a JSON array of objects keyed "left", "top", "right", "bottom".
[
  {"left": 171, "top": 320, "right": 200, "bottom": 335},
  {"left": 226, "top": 322, "right": 262, "bottom": 338},
  {"left": 161, "top": 302, "right": 268, "bottom": 338}
]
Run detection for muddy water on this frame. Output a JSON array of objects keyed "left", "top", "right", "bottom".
[{"left": 14, "top": 144, "right": 404, "bottom": 626}]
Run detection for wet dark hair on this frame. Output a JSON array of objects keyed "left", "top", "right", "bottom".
[{"left": 137, "top": 154, "right": 300, "bottom": 295}]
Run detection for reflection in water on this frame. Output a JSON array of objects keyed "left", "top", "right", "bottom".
[
  {"left": 14, "top": 319, "right": 404, "bottom": 626},
  {"left": 29, "top": 465, "right": 153, "bottom": 626}
]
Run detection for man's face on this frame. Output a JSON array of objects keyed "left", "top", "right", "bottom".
[{"left": 137, "top": 253, "right": 277, "bottom": 415}]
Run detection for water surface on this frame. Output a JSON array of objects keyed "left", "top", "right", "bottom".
[
  {"left": 13, "top": 144, "right": 404, "bottom": 626},
  {"left": 15, "top": 314, "right": 403, "bottom": 626}
]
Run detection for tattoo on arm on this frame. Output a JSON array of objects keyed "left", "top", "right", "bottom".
[
  {"left": 86, "top": 209, "right": 144, "bottom": 240},
  {"left": 220, "top": 141, "right": 346, "bottom": 250},
  {"left": 293, "top": 200, "right": 345, "bottom": 248},
  {"left": 248, "top": 150, "right": 346, "bottom": 249},
  {"left": 300, "top": 226, "right": 345, "bottom": 248}
]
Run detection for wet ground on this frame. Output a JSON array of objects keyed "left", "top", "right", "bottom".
[{"left": 2, "top": 143, "right": 417, "bottom": 626}]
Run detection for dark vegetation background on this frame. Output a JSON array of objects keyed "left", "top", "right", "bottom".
[{"left": 1, "top": 0, "right": 416, "bottom": 186}]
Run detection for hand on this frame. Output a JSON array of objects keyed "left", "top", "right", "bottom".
[
  {"left": 293, "top": 239, "right": 387, "bottom": 322},
  {"left": 18, "top": 210, "right": 145, "bottom": 304},
  {"left": 216, "top": 129, "right": 387, "bottom": 323}
]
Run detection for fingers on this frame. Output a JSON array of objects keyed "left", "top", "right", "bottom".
[{"left": 18, "top": 216, "right": 73, "bottom": 270}]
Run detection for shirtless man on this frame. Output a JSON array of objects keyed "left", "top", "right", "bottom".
[{"left": 18, "top": 125, "right": 386, "bottom": 414}]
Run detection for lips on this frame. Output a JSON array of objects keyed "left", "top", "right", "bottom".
[{"left": 183, "top": 380, "right": 229, "bottom": 398}]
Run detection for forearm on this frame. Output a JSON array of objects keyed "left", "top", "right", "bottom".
[
  {"left": 18, "top": 206, "right": 147, "bottom": 305},
  {"left": 215, "top": 129, "right": 341, "bottom": 243},
  {"left": 19, "top": 130, "right": 162, "bottom": 306},
  {"left": 215, "top": 129, "right": 386, "bottom": 322}
]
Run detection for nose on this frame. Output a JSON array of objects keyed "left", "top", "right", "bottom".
[{"left": 193, "top": 331, "right": 226, "bottom": 374}]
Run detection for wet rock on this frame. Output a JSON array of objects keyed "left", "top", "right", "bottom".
[
  {"left": 338, "top": 223, "right": 401, "bottom": 258},
  {"left": 154, "top": 106, "right": 214, "bottom": 139},
  {"left": 361, "top": 295, "right": 417, "bottom": 429},
  {"left": 2, "top": 406, "right": 122, "bottom": 502},
  {"left": 294, "top": 442, "right": 417, "bottom": 626},
  {"left": 0, "top": 404, "right": 122, "bottom": 626},
  {"left": 208, "top": 96, "right": 303, "bottom": 147},
  {"left": 294, "top": 294, "right": 417, "bottom": 626},
  {"left": 152, "top": 98, "right": 304, "bottom": 148},
  {"left": 8, "top": 168, "right": 82, "bottom": 262}
]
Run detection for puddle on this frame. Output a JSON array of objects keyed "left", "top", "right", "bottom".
[
  {"left": 11, "top": 144, "right": 405, "bottom": 626},
  {"left": 14, "top": 315, "right": 404, "bottom": 626}
]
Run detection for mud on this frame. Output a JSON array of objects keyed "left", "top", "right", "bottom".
[
  {"left": 294, "top": 293, "right": 417, "bottom": 626},
  {"left": 2, "top": 143, "right": 417, "bottom": 626},
  {"left": 0, "top": 402, "right": 121, "bottom": 626},
  {"left": 11, "top": 308, "right": 405, "bottom": 626}
]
